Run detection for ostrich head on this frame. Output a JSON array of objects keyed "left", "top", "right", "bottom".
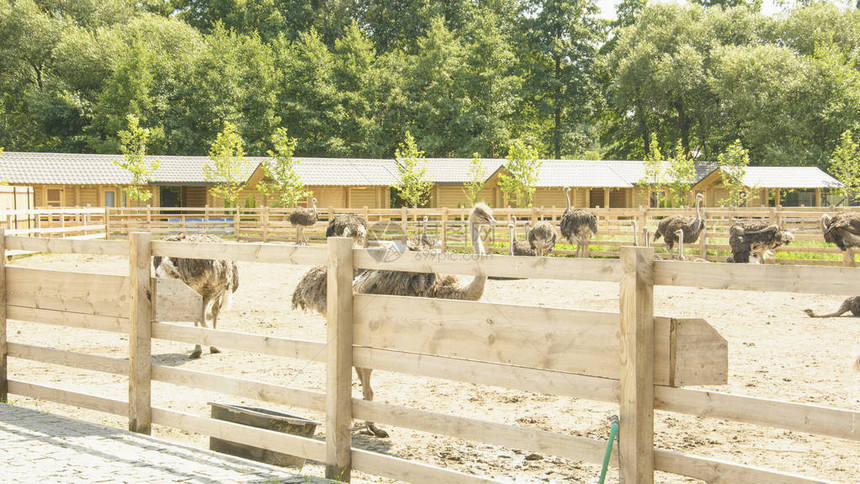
[
  {"left": 820, "top": 214, "right": 832, "bottom": 234},
  {"left": 311, "top": 197, "right": 317, "bottom": 206},
  {"left": 470, "top": 203, "right": 497, "bottom": 227},
  {"left": 779, "top": 229, "right": 795, "bottom": 245}
]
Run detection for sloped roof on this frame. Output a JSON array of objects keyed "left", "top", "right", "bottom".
[
  {"left": 0, "top": 152, "right": 398, "bottom": 186},
  {"left": 422, "top": 158, "right": 506, "bottom": 184},
  {"left": 534, "top": 160, "right": 632, "bottom": 187},
  {"left": 739, "top": 166, "right": 842, "bottom": 189}
]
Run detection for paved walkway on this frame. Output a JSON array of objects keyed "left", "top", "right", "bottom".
[{"left": 0, "top": 403, "right": 327, "bottom": 483}]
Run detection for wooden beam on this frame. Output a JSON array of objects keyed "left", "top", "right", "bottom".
[
  {"left": 6, "top": 267, "right": 129, "bottom": 318},
  {"left": 619, "top": 246, "right": 655, "bottom": 484},
  {"left": 151, "top": 240, "right": 326, "bottom": 265},
  {"left": 7, "top": 306, "right": 128, "bottom": 333},
  {"left": 128, "top": 232, "right": 152, "bottom": 434},
  {"left": 7, "top": 379, "right": 127, "bottom": 416},
  {"left": 326, "top": 237, "right": 353, "bottom": 481}
]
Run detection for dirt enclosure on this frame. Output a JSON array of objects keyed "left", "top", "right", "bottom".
[{"left": 5, "top": 252, "right": 859, "bottom": 483}]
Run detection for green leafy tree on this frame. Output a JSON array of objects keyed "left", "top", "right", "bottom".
[
  {"left": 718, "top": 139, "right": 753, "bottom": 207},
  {"left": 205, "top": 121, "right": 248, "bottom": 207},
  {"left": 256, "top": 127, "right": 310, "bottom": 208},
  {"left": 499, "top": 141, "right": 542, "bottom": 207},
  {"left": 394, "top": 131, "right": 433, "bottom": 207},
  {"left": 114, "top": 114, "right": 160, "bottom": 205},
  {"left": 639, "top": 133, "right": 667, "bottom": 207},
  {"left": 829, "top": 130, "right": 860, "bottom": 203},
  {"left": 463, "top": 153, "right": 488, "bottom": 205},
  {"left": 667, "top": 140, "right": 696, "bottom": 207}
]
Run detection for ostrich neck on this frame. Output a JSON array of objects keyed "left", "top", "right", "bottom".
[
  {"left": 509, "top": 228, "right": 515, "bottom": 256},
  {"left": 565, "top": 190, "right": 571, "bottom": 212},
  {"left": 693, "top": 197, "right": 702, "bottom": 224},
  {"left": 462, "top": 220, "right": 488, "bottom": 300}
]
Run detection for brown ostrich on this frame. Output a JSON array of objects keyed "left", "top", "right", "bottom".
[
  {"left": 654, "top": 193, "right": 705, "bottom": 260},
  {"left": 726, "top": 221, "right": 794, "bottom": 264},
  {"left": 804, "top": 296, "right": 860, "bottom": 318},
  {"left": 292, "top": 203, "right": 497, "bottom": 437},
  {"left": 528, "top": 219, "right": 557, "bottom": 256},
  {"left": 509, "top": 217, "right": 535, "bottom": 256},
  {"left": 821, "top": 213, "right": 860, "bottom": 264},
  {"left": 326, "top": 213, "right": 368, "bottom": 246},
  {"left": 560, "top": 186, "right": 598, "bottom": 257},
  {"left": 154, "top": 233, "right": 239, "bottom": 359},
  {"left": 288, "top": 197, "right": 317, "bottom": 245}
]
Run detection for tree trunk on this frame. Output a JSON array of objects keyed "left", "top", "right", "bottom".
[{"left": 554, "top": 55, "right": 561, "bottom": 160}]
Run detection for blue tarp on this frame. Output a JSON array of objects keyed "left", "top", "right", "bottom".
[{"left": 167, "top": 217, "right": 234, "bottom": 234}]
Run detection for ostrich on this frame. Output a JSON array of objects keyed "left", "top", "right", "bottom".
[
  {"left": 726, "top": 222, "right": 794, "bottom": 264},
  {"left": 509, "top": 217, "right": 535, "bottom": 256},
  {"left": 153, "top": 233, "right": 239, "bottom": 359},
  {"left": 326, "top": 213, "right": 368, "bottom": 246},
  {"left": 631, "top": 220, "right": 639, "bottom": 246},
  {"left": 292, "top": 203, "right": 498, "bottom": 438},
  {"left": 654, "top": 193, "right": 705, "bottom": 260},
  {"left": 288, "top": 197, "right": 317, "bottom": 245},
  {"left": 803, "top": 296, "right": 860, "bottom": 318},
  {"left": 821, "top": 213, "right": 860, "bottom": 264},
  {"left": 407, "top": 216, "right": 437, "bottom": 251},
  {"left": 673, "top": 229, "right": 709, "bottom": 262},
  {"left": 560, "top": 186, "right": 598, "bottom": 257},
  {"left": 528, "top": 219, "right": 557, "bottom": 256}
]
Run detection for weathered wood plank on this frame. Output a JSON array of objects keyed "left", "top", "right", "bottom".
[
  {"left": 150, "top": 407, "right": 327, "bottom": 463},
  {"left": 150, "top": 323, "right": 326, "bottom": 362},
  {"left": 326, "top": 237, "right": 353, "bottom": 481},
  {"left": 150, "top": 365, "right": 325, "bottom": 412},
  {"left": 655, "top": 387, "right": 858, "bottom": 442},
  {"left": 619, "top": 246, "right": 655, "bottom": 484},
  {"left": 128, "top": 232, "right": 152, "bottom": 434},
  {"left": 6, "top": 306, "right": 128, "bottom": 333},
  {"left": 6, "top": 267, "right": 129, "bottom": 318},
  {"left": 0, "top": 230, "right": 6, "bottom": 401},
  {"left": 352, "top": 448, "right": 500, "bottom": 484},
  {"left": 151, "top": 240, "right": 326, "bottom": 265},
  {"left": 153, "top": 278, "right": 203, "bottom": 323},
  {"left": 654, "top": 448, "right": 832, "bottom": 484},
  {"left": 654, "top": 260, "right": 860, "bottom": 295},
  {"left": 7, "top": 343, "right": 127, "bottom": 375},
  {"left": 7, "top": 379, "right": 127, "bottom": 416}
]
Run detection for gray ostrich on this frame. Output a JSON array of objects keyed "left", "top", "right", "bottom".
[
  {"left": 654, "top": 193, "right": 705, "bottom": 260},
  {"left": 560, "top": 186, "right": 598, "bottom": 257},
  {"left": 326, "top": 213, "right": 368, "bottom": 246},
  {"left": 631, "top": 220, "right": 639, "bottom": 246},
  {"left": 154, "top": 233, "right": 239, "bottom": 359},
  {"left": 509, "top": 217, "right": 535, "bottom": 256},
  {"left": 288, "top": 197, "right": 317, "bottom": 245},
  {"left": 528, "top": 219, "right": 557, "bottom": 256},
  {"left": 407, "top": 216, "right": 437, "bottom": 251},
  {"left": 292, "top": 203, "right": 498, "bottom": 438},
  {"left": 726, "top": 222, "right": 794, "bottom": 264},
  {"left": 821, "top": 213, "right": 860, "bottom": 264},
  {"left": 804, "top": 296, "right": 860, "bottom": 318}
]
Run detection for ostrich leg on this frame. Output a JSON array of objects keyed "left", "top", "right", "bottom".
[{"left": 355, "top": 367, "right": 388, "bottom": 437}]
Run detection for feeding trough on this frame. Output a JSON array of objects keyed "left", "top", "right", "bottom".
[{"left": 208, "top": 402, "right": 320, "bottom": 468}]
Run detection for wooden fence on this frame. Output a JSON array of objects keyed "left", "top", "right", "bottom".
[
  {"left": 0, "top": 231, "right": 857, "bottom": 482},
  {"left": 103, "top": 205, "right": 860, "bottom": 267}
]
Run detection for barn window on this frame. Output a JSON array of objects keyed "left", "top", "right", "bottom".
[
  {"left": 104, "top": 190, "right": 116, "bottom": 207},
  {"left": 46, "top": 188, "right": 63, "bottom": 207}
]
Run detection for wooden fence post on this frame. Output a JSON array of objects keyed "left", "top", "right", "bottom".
[
  {"left": 619, "top": 246, "right": 655, "bottom": 484},
  {"left": 128, "top": 232, "right": 153, "bottom": 434},
  {"left": 146, "top": 205, "right": 152, "bottom": 232},
  {"left": 102, "top": 208, "right": 109, "bottom": 240},
  {"left": 0, "top": 229, "right": 6, "bottom": 403},
  {"left": 326, "top": 237, "right": 354, "bottom": 481},
  {"left": 204, "top": 205, "right": 210, "bottom": 234},
  {"left": 262, "top": 206, "right": 270, "bottom": 242},
  {"left": 441, "top": 207, "right": 448, "bottom": 252},
  {"left": 234, "top": 207, "right": 241, "bottom": 242}
]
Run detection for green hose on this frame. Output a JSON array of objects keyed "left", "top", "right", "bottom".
[{"left": 598, "top": 415, "right": 620, "bottom": 484}]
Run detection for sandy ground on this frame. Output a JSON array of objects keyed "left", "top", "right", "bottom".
[{"left": 4, "top": 253, "right": 859, "bottom": 483}]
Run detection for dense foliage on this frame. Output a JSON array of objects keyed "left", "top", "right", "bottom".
[{"left": 1, "top": 0, "right": 859, "bottom": 177}]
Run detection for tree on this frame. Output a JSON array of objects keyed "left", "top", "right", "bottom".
[
  {"left": 205, "top": 121, "right": 247, "bottom": 207},
  {"left": 666, "top": 140, "right": 696, "bottom": 207},
  {"left": 521, "top": 0, "right": 604, "bottom": 159},
  {"left": 256, "top": 127, "right": 310, "bottom": 208},
  {"left": 114, "top": 114, "right": 160, "bottom": 205},
  {"left": 394, "top": 131, "right": 433, "bottom": 207},
  {"left": 829, "top": 130, "right": 860, "bottom": 203},
  {"left": 718, "top": 139, "right": 753, "bottom": 207},
  {"left": 463, "top": 153, "right": 488, "bottom": 205},
  {"left": 499, "top": 140, "right": 542, "bottom": 207},
  {"left": 639, "top": 133, "right": 667, "bottom": 207}
]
